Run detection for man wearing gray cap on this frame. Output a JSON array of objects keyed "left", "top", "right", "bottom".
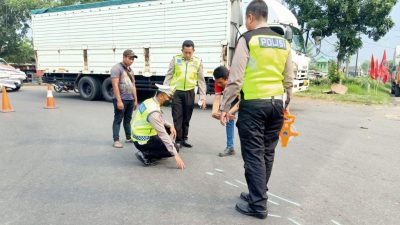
[
  {"left": 111, "top": 49, "right": 138, "bottom": 148},
  {"left": 131, "top": 84, "right": 185, "bottom": 169}
]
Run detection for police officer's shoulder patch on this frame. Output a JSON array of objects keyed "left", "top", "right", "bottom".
[
  {"left": 259, "top": 37, "right": 287, "bottom": 50},
  {"left": 138, "top": 103, "right": 147, "bottom": 113}
]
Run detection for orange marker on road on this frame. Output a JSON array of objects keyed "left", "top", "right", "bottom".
[
  {"left": 1, "top": 86, "right": 14, "bottom": 113},
  {"left": 279, "top": 110, "right": 299, "bottom": 148},
  {"left": 44, "top": 84, "right": 57, "bottom": 109}
]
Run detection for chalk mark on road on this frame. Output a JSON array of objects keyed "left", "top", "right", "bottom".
[
  {"left": 268, "top": 192, "right": 301, "bottom": 207},
  {"left": 234, "top": 179, "right": 247, "bottom": 186},
  {"left": 288, "top": 217, "right": 303, "bottom": 225},
  {"left": 215, "top": 168, "right": 224, "bottom": 173},
  {"left": 206, "top": 172, "right": 214, "bottom": 176},
  {"left": 268, "top": 214, "right": 282, "bottom": 218},
  {"left": 268, "top": 199, "right": 280, "bottom": 205},
  {"left": 331, "top": 219, "right": 343, "bottom": 225},
  {"left": 224, "top": 181, "right": 239, "bottom": 188}
]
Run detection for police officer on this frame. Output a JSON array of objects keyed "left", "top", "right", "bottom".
[
  {"left": 164, "top": 40, "right": 207, "bottom": 148},
  {"left": 219, "top": 0, "right": 293, "bottom": 219},
  {"left": 132, "top": 84, "right": 185, "bottom": 170}
]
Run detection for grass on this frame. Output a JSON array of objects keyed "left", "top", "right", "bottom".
[{"left": 295, "top": 77, "right": 393, "bottom": 105}]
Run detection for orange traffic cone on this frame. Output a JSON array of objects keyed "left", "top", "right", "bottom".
[
  {"left": 1, "top": 86, "right": 14, "bottom": 113},
  {"left": 44, "top": 84, "right": 57, "bottom": 109},
  {"left": 279, "top": 109, "right": 299, "bottom": 148}
]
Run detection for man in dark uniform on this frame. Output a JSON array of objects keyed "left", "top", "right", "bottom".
[
  {"left": 219, "top": 0, "right": 294, "bottom": 219},
  {"left": 163, "top": 40, "right": 207, "bottom": 148}
]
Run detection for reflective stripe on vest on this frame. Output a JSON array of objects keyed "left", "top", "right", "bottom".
[
  {"left": 131, "top": 98, "right": 160, "bottom": 144},
  {"left": 170, "top": 54, "right": 201, "bottom": 91},
  {"left": 242, "top": 29, "right": 291, "bottom": 100}
]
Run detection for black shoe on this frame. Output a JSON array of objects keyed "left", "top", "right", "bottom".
[
  {"left": 240, "top": 192, "right": 249, "bottom": 202},
  {"left": 135, "top": 151, "right": 156, "bottom": 166},
  {"left": 235, "top": 202, "right": 267, "bottom": 219},
  {"left": 182, "top": 141, "right": 192, "bottom": 148},
  {"left": 176, "top": 142, "right": 182, "bottom": 149}
]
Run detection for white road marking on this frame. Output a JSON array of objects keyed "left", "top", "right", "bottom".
[
  {"left": 331, "top": 219, "right": 343, "bottom": 225},
  {"left": 268, "top": 192, "right": 301, "bottom": 207},
  {"left": 214, "top": 168, "right": 224, "bottom": 173},
  {"left": 224, "top": 181, "right": 239, "bottom": 188},
  {"left": 234, "top": 179, "right": 247, "bottom": 186},
  {"left": 288, "top": 217, "right": 303, "bottom": 225},
  {"left": 206, "top": 172, "right": 214, "bottom": 176},
  {"left": 268, "top": 214, "right": 282, "bottom": 218},
  {"left": 268, "top": 199, "right": 280, "bottom": 205}
]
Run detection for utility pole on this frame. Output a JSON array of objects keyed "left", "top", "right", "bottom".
[{"left": 354, "top": 49, "right": 359, "bottom": 76}]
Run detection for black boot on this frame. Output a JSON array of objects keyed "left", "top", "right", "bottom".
[
  {"left": 240, "top": 192, "right": 249, "bottom": 202},
  {"left": 235, "top": 202, "right": 267, "bottom": 219},
  {"left": 182, "top": 141, "right": 192, "bottom": 148},
  {"left": 135, "top": 151, "right": 156, "bottom": 166}
]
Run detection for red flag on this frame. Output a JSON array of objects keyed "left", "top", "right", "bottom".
[
  {"left": 380, "top": 50, "right": 390, "bottom": 84},
  {"left": 381, "top": 50, "right": 387, "bottom": 64},
  {"left": 375, "top": 59, "right": 380, "bottom": 80},
  {"left": 369, "top": 55, "right": 376, "bottom": 79}
]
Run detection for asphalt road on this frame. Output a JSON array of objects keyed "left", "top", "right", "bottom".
[{"left": 1, "top": 86, "right": 399, "bottom": 225}]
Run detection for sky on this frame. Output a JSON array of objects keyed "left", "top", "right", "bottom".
[{"left": 315, "top": 2, "right": 400, "bottom": 65}]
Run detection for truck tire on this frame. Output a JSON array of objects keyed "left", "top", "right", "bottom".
[
  {"left": 78, "top": 76, "right": 101, "bottom": 101},
  {"left": 101, "top": 77, "right": 114, "bottom": 102},
  {"left": 12, "top": 85, "right": 21, "bottom": 91},
  {"left": 8, "top": 84, "right": 21, "bottom": 92}
]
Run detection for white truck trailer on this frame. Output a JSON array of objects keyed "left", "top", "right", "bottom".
[{"left": 31, "top": 0, "right": 309, "bottom": 101}]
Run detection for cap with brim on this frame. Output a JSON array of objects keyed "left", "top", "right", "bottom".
[
  {"left": 155, "top": 84, "right": 175, "bottom": 97},
  {"left": 123, "top": 49, "right": 138, "bottom": 59}
]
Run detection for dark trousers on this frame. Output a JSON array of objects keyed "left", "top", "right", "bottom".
[
  {"left": 171, "top": 89, "right": 195, "bottom": 142},
  {"left": 236, "top": 99, "right": 284, "bottom": 211},
  {"left": 112, "top": 99, "right": 134, "bottom": 141},
  {"left": 134, "top": 135, "right": 179, "bottom": 160}
]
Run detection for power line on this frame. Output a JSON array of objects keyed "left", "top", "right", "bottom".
[
  {"left": 363, "top": 41, "right": 396, "bottom": 50},
  {"left": 308, "top": 37, "right": 337, "bottom": 58},
  {"left": 323, "top": 38, "right": 337, "bottom": 47}
]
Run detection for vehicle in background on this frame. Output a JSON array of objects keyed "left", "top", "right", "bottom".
[
  {"left": 391, "top": 45, "right": 400, "bottom": 97},
  {"left": 0, "top": 58, "right": 27, "bottom": 91},
  {"left": 31, "top": 0, "right": 309, "bottom": 101},
  {"left": 9, "top": 63, "right": 36, "bottom": 83}
]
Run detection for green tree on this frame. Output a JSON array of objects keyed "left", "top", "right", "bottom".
[{"left": 285, "top": 0, "right": 397, "bottom": 68}]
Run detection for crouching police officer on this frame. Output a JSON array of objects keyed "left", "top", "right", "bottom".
[
  {"left": 219, "top": 0, "right": 294, "bottom": 219},
  {"left": 131, "top": 84, "right": 185, "bottom": 170}
]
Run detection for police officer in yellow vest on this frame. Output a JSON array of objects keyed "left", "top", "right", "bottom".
[
  {"left": 132, "top": 84, "right": 185, "bottom": 170},
  {"left": 219, "top": 0, "right": 294, "bottom": 219},
  {"left": 164, "top": 40, "right": 207, "bottom": 148}
]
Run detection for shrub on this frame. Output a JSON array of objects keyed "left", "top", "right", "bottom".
[{"left": 327, "top": 61, "right": 344, "bottom": 84}]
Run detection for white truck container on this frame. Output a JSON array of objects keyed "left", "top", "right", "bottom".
[{"left": 31, "top": 0, "right": 309, "bottom": 101}]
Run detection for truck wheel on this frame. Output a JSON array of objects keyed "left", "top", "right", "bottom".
[
  {"left": 8, "top": 84, "right": 21, "bottom": 92},
  {"left": 101, "top": 77, "right": 114, "bottom": 102},
  {"left": 13, "top": 85, "right": 21, "bottom": 91},
  {"left": 54, "top": 85, "right": 63, "bottom": 93},
  {"left": 78, "top": 76, "right": 101, "bottom": 101}
]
